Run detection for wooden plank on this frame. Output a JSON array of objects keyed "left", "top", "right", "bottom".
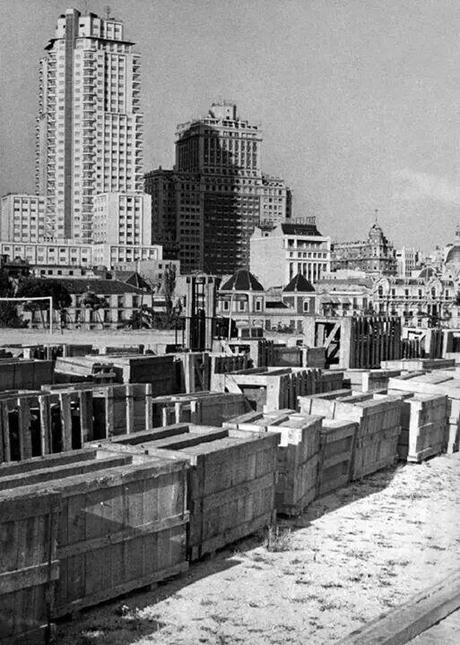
[
  {"left": 59, "top": 393, "right": 73, "bottom": 452},
  {"left": 125, "top": 384, "right": 134, "bottom": 434},
  {"left": 337, "top": 570, "right": 460, "bottom": 645},
  {"left": 0, "top": 561, "right": 59, "bottom": 595},
  {"left": 0, "top": 455, "right": 131, "bottom": 490},
  {"left": 0, "top": 448, "right": 97, "bottom": 476},
  {"left": 105, "top": 387, "right": 114, "bottom": 438},
  {"left": 145, "top": 383, "right": 153, "bottom": 429},
  {"left": 17, "top": 398, "right": 32, "bottom": 460},
  {"left": 0, "top": 402, "right": 10, "bottom": 463},
  {"left": 38, "top": 395, "right": 51, "bottom": 457},
  {"left": 78, "top": 390, "right": 93, "bottom": 444},
  {"left": 142, "top": 428, "right": 228, "bottom": 451},
  {"left": 58, "top": 513, "right": 189, "bottom": 558}
]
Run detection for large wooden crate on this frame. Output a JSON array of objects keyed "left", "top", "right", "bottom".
[
  {"left": 334, "top": 399, "right": 401, "bottom": 480},
  {"left": 0, "top": 390, "right": 93, "bottom": 464},
  {"left": 317, "top": 419, "right": 357, "bottom": 496},
  {"left": 0, "top": 488, "right": 60, "bottom": 644},
  {"left": 106, "top": 424, "right": 279, "bottom": 561},
  {"left": 153, "top": 391, "right": 251, "bottom": 428},
  {"left": 299, "top": 394, "right": 401, "bottom": 480},
  {"left": 228, "top": 411, "right": 322, "bottom": 516},
  {"left": 223, "top": 368, "right": 323, "bottom": 411},
  {"left": 0, "top": 448, "right": 189, "bottom": 619},
  {"left": 0, "top": 359, "right": 53, "bottom": 392},
  {"left": 405, "top": 394, "right": 448, "bottom": 462},
  {"left": 388, "top": 374, "right": 460, "bottom": 453}
]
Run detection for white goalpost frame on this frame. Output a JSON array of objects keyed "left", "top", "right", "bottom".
[{"left": 0, "top": 297, "right": 53, "bottom": 334}]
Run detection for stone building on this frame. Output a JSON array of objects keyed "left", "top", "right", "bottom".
[
  {"left": 371, "top": 274, "right": 456, "bottom": 326},
  {"left": 331, "top": 221, "right": 397, "bottom": 275},
  {"left": 250, "top": 219, "right": 331, "bottom": 287}
]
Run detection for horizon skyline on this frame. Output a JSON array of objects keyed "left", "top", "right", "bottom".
[{"left": 1, "top": 0, "right": 460, "bottom": 251}]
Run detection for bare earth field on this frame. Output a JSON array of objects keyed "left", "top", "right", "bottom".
[{"left": 55, "top": 453, "right": 460, "bottom": 645}]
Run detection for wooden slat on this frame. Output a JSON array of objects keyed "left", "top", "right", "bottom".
[
  {"left": 78, "top": 390, "right": 93, "bottom": 444},
  {"left": 38, "top": 395, "right": 51, "bottom": 457},
  {"left": 59, "top": 393, "right": 72, "bottom": 452},
  {"left": 58, "top": 513, "right": 189, "bottom": 558},
  {"left": 125, "top": 384, "right": 134, "bottom": 434},
  {"left": 0, "top": 455, "right": 132, "bottom": 490},
  {"left": 0, "top": 561, "right": 59, "bottom": 595}
]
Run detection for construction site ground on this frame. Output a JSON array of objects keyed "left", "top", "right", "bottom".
[{"left": 56, "top": 452, "right": 460, "bottom": 645}]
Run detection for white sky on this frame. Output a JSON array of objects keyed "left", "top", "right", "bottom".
[{"left": 1, "top": 0, "right": 459, "bottom": 250}]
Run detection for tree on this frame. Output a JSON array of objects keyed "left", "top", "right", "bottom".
[
  {"left": 16, "top": 278, "right": 72, "bottom": 328},
  {"left": 81, "top": 289, "right": 108, "bottom": 327},
  {"left": 162, "top": 264, "right": 176, "bottom": 323}
]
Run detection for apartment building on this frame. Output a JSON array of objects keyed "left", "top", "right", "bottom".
[
  {"left": 0, "top": 194, "right": 47, "bottom": 242},
  {"left": 36, "top": 8, "right": 144, "bottom": 242}
]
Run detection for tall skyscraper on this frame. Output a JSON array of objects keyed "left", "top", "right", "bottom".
[
  {"left": 175, "top": 102, "right": 262, "bottom": 275},
  {"left": 145, "top": 102, "right": 293, "bottom": 275},
  {"left": 36, "top": 8, "right": 144, "bottom": 243}
]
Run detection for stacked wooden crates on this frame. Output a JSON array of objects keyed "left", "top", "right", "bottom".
[
  {"left": 0, "top": 447, "right": 189, "bottom": 640},
  {"left": 388, "top": 373, "right": 459, "bottom": 455},
  {"left": 299, "top": 392, "right": 402, "bottom": 481}
]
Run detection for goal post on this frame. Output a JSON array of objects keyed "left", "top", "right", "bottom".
[{"left": 0, "top": 296, "right": 54, "bottom": 334}]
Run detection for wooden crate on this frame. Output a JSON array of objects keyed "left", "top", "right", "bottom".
[
  {"left": 388, "top": 375, "right": 460, "bottom": 453},
  {"left": 0, "top": 487, "right": 60, "bottom": 644},
  {"left": 405, "top": 394, "right": 448, "bottom": 462},
  {"left": 153, "top": 391, "right": 251, "bottom": 428},
  {"left": 300, "top": 394, "right": 402, "bottom": 480},
  {"left": 0, "top": 448, "right": 189, "bottom": 618},
  {"left": 229, "top": 411, "right": 322, "bottom": 516},
  {"left": 334, "top": 399, "right": 401, "bottom": 480},
  {"left": 0, "top": 359, "right": 53, "bottom": 392},
  {"left": 317, "top": 419, "right": 357, "bottom": 496},
  {"left": 106, "top": 424, "right": 279, "bottom": 561},
  {"left": 0, "top": 390, "right": 91, "bottom": 464}
]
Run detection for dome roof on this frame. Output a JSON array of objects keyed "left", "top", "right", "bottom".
[
  {"left": 220, "top": 269, "right": 264, "bottom": 292},
  {"left": 368, "top": 222, "right": 385, "bottom": 242},
  {"left": 446, "top": 245, "right": 460, "bottom": 264}
]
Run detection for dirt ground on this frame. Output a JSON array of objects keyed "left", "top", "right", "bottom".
[{"left": 55, "top": 453, "right": 460, "bottom": 645}]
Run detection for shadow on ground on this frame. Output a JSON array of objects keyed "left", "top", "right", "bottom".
[{"left": 55, "top": 463, "right": 402, "bottom": 645}]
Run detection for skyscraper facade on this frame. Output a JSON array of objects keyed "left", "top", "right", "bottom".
[
  {"left": 36, "top": 8, "right": 144, "bottom": 243},
  {"left": 175, "top": 102, "right": 262, "bottom": 275},
  {"left": 145, "top": 102, "right": 292, "bottom": 275}
]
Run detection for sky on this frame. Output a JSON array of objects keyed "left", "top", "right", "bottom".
[{"left": 0, "top": 0, "right": 459, "bottom": 250}]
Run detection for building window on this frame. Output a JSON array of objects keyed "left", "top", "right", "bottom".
[{"left": 303, "top": 300, "right": 309, "bottom": 313}]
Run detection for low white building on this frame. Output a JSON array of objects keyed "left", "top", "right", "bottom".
[
  {"left": 250, "top": 219, "right": 331, "bottom": 287},
  {"left": 0, "top": 240, "right": 162, "bottom": 268}
]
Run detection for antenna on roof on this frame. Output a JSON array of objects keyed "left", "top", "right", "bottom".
[
  {"left": 83, "top": 0, "right": 89, "bottom": 15},
  {"left": 374, "top": 208, "right": 379, "bottom": 223},
  {"left": 104, "top": 4, "right": 111, "bottom": 19}
]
